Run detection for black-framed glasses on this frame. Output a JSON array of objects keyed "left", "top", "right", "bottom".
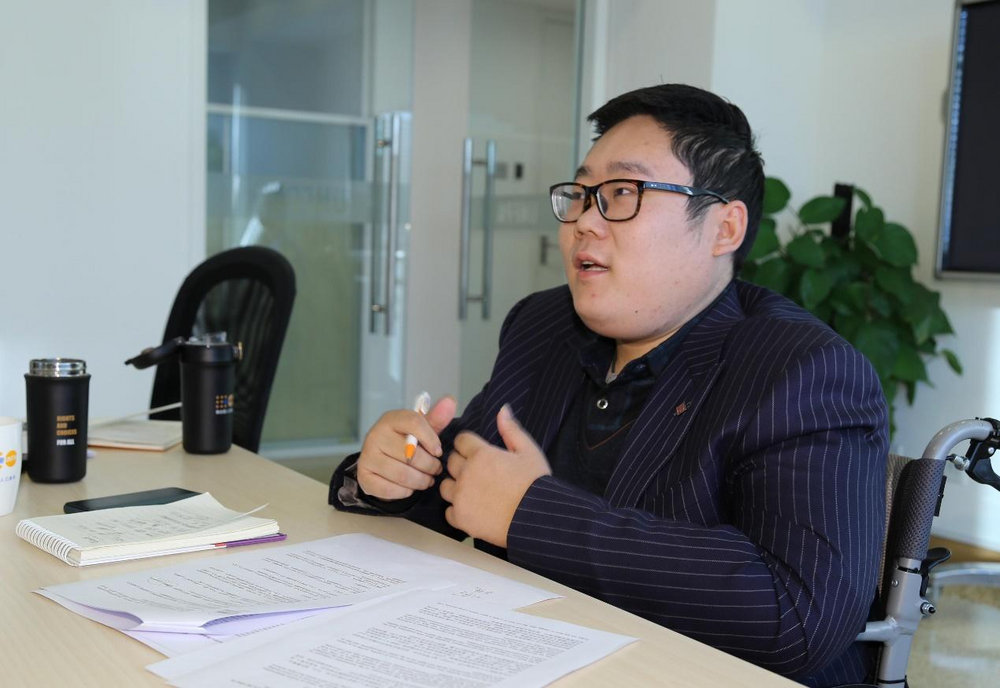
[{"left": 549, "top": 179, "right": 730, "bottom": 223}]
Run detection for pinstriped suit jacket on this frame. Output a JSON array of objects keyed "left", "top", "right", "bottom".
[{"left": 330, "top": 280, "right": 888, "bottom": 686}]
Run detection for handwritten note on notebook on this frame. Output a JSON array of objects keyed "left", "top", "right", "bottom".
[{"left": 16, "top": 493, "right": 278, "bottom": 566}]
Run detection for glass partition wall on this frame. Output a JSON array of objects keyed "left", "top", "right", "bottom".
[
  {"left": 457, "top": 0, "right": 581, "bottom": 406},
  {"left": 207, "top": 0, "right": 413, "bottom": 460},
  {"left": 206, "top": 0, "right": 582, "bottom": 464}
]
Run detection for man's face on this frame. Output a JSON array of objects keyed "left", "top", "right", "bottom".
[{"left": 559, "top": 115, "right": 733, "bottom": 347}]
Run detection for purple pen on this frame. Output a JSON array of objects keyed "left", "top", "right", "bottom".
[{"left": 218, "top": 533, "right": 287, "bottom": 548}]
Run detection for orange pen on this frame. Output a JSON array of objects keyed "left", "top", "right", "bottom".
[{"left": 404, "top": 392, "right": 431, "bottom": 461}]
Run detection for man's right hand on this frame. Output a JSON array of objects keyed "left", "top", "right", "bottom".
[{"left": 356, "top": 397, "right": 458, "bottom": 500}]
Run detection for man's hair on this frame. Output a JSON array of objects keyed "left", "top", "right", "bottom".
[{"left": 588, "top": 84, "right": 764, "bottom": 276}]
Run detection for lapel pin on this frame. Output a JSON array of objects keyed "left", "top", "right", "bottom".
[{"left": 674, "top": 401, "right": 689, "bottom": 416}]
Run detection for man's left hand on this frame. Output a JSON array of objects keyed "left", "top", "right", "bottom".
[{"left": 439, "top": 404, "right": 552, "bottom": 548}]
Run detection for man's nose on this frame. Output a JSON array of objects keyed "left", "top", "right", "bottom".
[{"left": 574, "top": 201, "right": 609, "bottom": 238}]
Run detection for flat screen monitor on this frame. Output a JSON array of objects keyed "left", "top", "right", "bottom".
[{"left": 937, "top": 0, "right": 1000, "bottom": 278}]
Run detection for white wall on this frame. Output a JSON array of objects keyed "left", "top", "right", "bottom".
[
  {"left": 596, "top": 0, "right": 717, "bottom": 101},
  {"left": 0, "top": 1, "right": 206, "bottom": 420},
  {"left": 598, "top": 0, "right": 1000, "bottom": 550}
]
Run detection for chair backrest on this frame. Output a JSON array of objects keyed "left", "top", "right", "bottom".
[
  {"left": 876, "top": 453, "right": 913, "bottom": 596},
  {"left": 860, "top": 451, "right": 949, "bottom": 686},
  {"left": 150, "top": 247, "right": 296, "bottom": 453}
]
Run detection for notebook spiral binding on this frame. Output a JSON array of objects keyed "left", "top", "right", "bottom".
[{"left": 15, "top": 519, "right": 78, "bottom": 564}]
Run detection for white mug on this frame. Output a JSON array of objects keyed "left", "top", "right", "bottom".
[{"left": 0, "top": 417, "right": 23, "bottom": 517}]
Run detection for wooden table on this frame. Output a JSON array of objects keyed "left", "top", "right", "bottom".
[{"left": 0, "top": 445, "right": 794, "bottom": 686}]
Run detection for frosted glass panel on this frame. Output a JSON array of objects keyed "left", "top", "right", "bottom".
[
  {"left": 208, "top": 0, "right": 365, "bottom": 115},
  {"left": 207, "top": 115, "right": 369, "bottom": 445}
]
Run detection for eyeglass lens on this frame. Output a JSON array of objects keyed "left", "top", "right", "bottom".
[{"left": 551, "top": 181, "right": 641, "bottom": 222}]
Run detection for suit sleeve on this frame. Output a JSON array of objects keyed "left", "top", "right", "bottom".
[
  {"left": 505, "top": 342, "right": 888, "bottom": 679},
  {"left": 328, "top": 294, "right": 534, "bottom": 539}
]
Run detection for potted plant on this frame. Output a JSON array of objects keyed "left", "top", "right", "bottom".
[{"left": 740, "top": 178, "right": 962, "bottom": 433}]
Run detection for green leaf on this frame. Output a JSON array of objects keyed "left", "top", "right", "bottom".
[
  {"left": 810, "top": 302, "right": 833, "bottom": 323},
  {"left": 892, "top": 344, "right": 928, "bottom": 383},
  {"left": 834, "top": 313, "right": 866, "bottom": 342},
  {"left": 918, "top": 338, "right": 937, "bottom": 354},
  {"left": 855, "top": 240, "right": 883, "bottom": 273},
  {"left": 787, "top": 234, "right": 825, "bottom": 268},
  {"left": 914, "top": 316, "right": 934, "bottom": 346},
  {"left": 854, "top": 206, "right": 885, "bottom": 244},
  {"left": 942, "top": 348, "right": 963, "bottom": 375},
  {"left": 829, "top": 254, "right": 862, "bottom": 283},
  {"left": 869, "top": 292, "right": 891, "bottom": 318},
  {"left": 853, "top": 323, "right": 900, "bottom": 380},
  {"left": 873, "top": 222, "right": 918, "bottom": 268},
  {"left": 874, "top": 266, "right": 915, "bottom": 304},
  {"left": 828, "top": 294, "right": 855, "bottom": 316},
  {"left": 751, "top": 258, "right": 792, "bottom": 295},
  {"left": 905, "top": 380, "right": 917, "bottom": 405},
  {"left": 844, "top": 282, "right": 869, "bottom": 312},
  {"left": 900, "top": 284, "right": 938, "bottom": 345},
  {"left": 854, "top": 187, "right": 873, "bottom": 210},
  {"left": 746, "top": 218, "right": 780, "bottom": 261},
  {"left": 799, "top": 196, "right": 848, "bottom": 225},
  {"left": 763, "top": 178, "right": 791, "bottom": 215},
  {"left": 799, "top": 268, "right": 834, "bottom": 310},
  {"left": 929, "top": 305, "right": 954, "bottom": 335}
]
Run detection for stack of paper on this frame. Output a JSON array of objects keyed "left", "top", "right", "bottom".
[{"left": 37, "top": 534, "right": 637, "bottom": 687}]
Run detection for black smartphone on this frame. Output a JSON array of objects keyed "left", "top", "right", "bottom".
[{"left": 63, "top": 487, "right": 200, "bottom": 513}]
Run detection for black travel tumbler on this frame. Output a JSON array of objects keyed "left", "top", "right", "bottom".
[
  {"left": 179, "top": 339, "right": 239, "bottom": 454},
  {"left": 125, "top": 333, "right": 242, "bottom": 455},
  {"left": 25, "top": 358, "right": 90, "bottom": 483}
]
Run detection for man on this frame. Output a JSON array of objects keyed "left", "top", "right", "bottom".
[{"left": 330, "top": 84, "right": 888, "bottom": 686}]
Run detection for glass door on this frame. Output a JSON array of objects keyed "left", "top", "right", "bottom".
[
  {"left": 457, "top": 0, "right": 582, "bottom": 406},
  {"left": 206, "top": 0, "right": 414, "bottom": 459}
]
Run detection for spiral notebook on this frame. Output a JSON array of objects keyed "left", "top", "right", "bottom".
[{"left": 15, "top": 493, "right": 281, "bottom": 566}]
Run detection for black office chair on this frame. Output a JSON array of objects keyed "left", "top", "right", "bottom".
[
  {"left": 150, "top": 246, "right": 296, "bottom": 453},
  {"left": 848, "top": 418, "right": 1000, "bottom": 687}
]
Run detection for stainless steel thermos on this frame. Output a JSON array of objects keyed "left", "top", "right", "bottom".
[
  {"left": 126, "top": 333, "right": 242, "bottom": 454},
  {"left": 25, "top": 358, "right": 90, "bottom": 483}
]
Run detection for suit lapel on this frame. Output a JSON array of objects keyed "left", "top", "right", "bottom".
[
  {"left": 604, "top": 286, "right": 745, "bottom": 508},
  {"left": 518, "top": 336, "right": 587, "bottom": 452},
  {"left": 479, "top": 294, "right": 586, "bottom": 450}
]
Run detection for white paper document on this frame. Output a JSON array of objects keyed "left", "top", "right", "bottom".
[
  {"left": 151, "top": 591, "right": 637, "bottom": 688},
  {"left": 38, "top": 534, "right": 559, "bottom": 636},
  {"left": 141, "top": 596, "right": 405, "bottom": 666}
]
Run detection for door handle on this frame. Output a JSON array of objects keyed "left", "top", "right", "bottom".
[
  {"left": 459, "top": 138, "right": 473, "bottom": 320},
  {"left": 458, "top": 138, "right": 496, "bottom": 321},
  {"left": 383, "top": 113, "right": 402, "bottom": 336},
  {"left": 481, "top": 139, "right": 495, "bottom": 320},
  {"left": 370, "top": 113, "right": 403, "bottom": 336}
]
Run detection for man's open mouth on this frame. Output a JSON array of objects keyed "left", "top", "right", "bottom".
[{"left": 579, "top": 259, "right": 608, "bottom": 272}]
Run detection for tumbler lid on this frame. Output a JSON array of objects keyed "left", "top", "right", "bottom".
[
  {"left": 29, "top": 358, "right": 87, "bottom": 377},
  {"left": 180, "top": 340, "right": 243, "bottom": 365}
]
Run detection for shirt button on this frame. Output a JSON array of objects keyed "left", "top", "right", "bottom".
[{"left": 596, "top": 398, "right": 609, "bottom": 410}]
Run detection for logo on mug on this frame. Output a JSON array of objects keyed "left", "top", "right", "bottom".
[
  {"left": 214, "top": 394, "right": 235, "bottom": 416},
  {"left": 4, "top": 450, "right": 16, "bottom": 468}
]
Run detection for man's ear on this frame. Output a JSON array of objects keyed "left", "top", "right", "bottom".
[{"left": 710, "top": 200, "right": 748, "bottom": 258}]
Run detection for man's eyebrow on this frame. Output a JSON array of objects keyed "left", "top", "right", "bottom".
[
  {"left": 574, "top": 161, "right": 654, "bottom": 180},
  {"left": 608, "top": 160, "right": 654, "bottom": 177}
]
